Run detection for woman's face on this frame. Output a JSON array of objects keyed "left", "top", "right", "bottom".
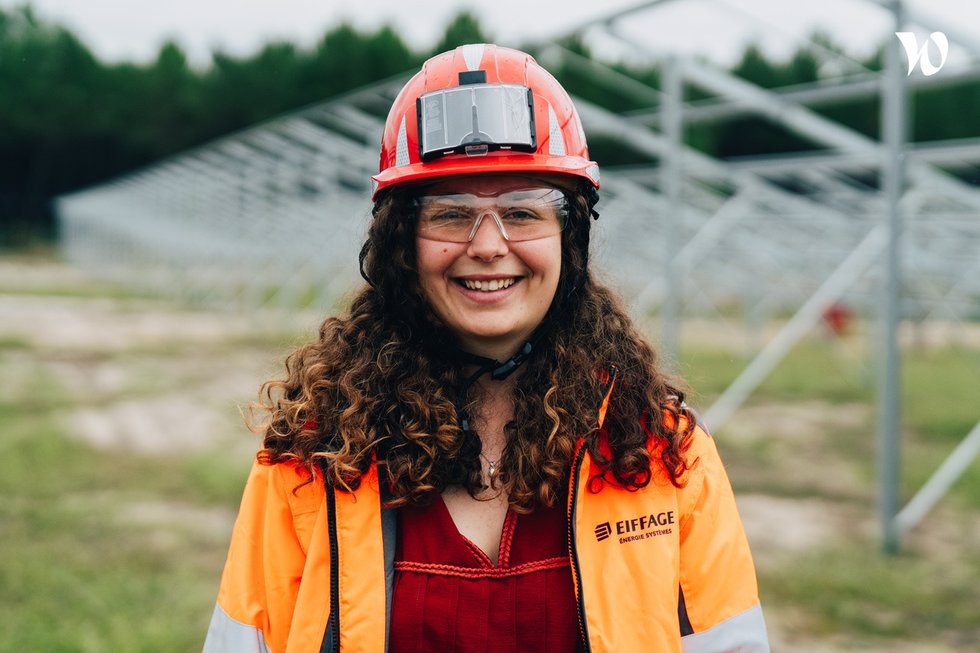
[{"left": 415, "top": 175, "right": 564, "bottom": 360}]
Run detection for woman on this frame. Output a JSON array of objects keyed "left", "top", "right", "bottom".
[{"left": 205, "top": 44, "right": 769, "bottom": 653}]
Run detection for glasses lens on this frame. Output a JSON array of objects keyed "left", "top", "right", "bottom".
[{"left": 417, "top": 187, "right": 567, "bottom": 243}]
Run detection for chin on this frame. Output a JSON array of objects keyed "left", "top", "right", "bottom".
[
  {"left": 464, "top": 328, "right": 519, "bottom": 342},
  {"left": 459, "top": 324, "right": 536, "bottom": 355}
]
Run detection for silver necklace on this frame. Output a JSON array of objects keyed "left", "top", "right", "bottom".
[{"left": 480, "top": 452, "right": 499, "bottom": 475}]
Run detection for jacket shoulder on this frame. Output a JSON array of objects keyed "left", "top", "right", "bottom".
[{"left": 672, "top": 423, "right": 719, "bottom": 514}]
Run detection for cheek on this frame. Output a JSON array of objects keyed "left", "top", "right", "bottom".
[
  {"left": 517, "top": 240, "right": 562, "bottom": 305},
  {"left": 530, "top": 241, "right": 562, "bottom": 282},
  {"left": 415, "top": 239, "right": 459, "bottom": 287}
]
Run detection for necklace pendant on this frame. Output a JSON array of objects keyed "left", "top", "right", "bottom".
[{"left": 487, "top": 460, "right": 497, "bottom": 475}]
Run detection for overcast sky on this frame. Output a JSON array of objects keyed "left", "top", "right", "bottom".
[{"left": 3, "top": 0, "right": 978, "bottom": 70}]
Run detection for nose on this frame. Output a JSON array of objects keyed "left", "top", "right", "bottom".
[{"left": 466, "top": 211, "right": 509, "bottom": 261}]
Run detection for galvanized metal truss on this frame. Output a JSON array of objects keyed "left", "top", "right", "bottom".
[
  {"left": 560, "top": 0, "right": 980, "bottom": 552},
  {"left": 59, "top": 81, "right": 401, "bottom": 310}
]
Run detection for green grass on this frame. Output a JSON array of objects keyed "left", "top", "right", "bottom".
[
  {"left": 0, "top": 336, "right": 254, "bottom": 652},
  {"left": 1, "top": 495, "right": 224, "bottom": 652},
  {"left": 903, "top": 437, "right": 980, "bottom": 513},
  {"left": 0, "top": 404, "right": 247, "bottom": 652},
  {"left": 760, "top": 544, "right": 980, "bottom": 641},
  {"left": 682, "top": 335, "right": 980, "bottom": 508},
  {"left": 691, "top": 330, "right": 980, "bottom": 644},
  {"left": 903, "top": 345, "right": 980, "bottom": 443},
  {"left": 680, "top": 337, "right": 873, "bottom": 405},
  {"left": 0, "top": 335, "right": 31, "bottom": 350},
  {"left": 0, "top": 283, "right": 161, "bottom": 300}
]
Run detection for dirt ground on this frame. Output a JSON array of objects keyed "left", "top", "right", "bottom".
[{"left": 4, "top": 258, "right": 977, "bottom": 652}]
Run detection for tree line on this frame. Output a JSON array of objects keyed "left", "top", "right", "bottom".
[{"left": 2, "top": 4, "right": 977, "bottom": 246}]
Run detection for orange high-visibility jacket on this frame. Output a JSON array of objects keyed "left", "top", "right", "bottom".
[{"left": 205, "top": 387, "right": 769, "bottom": 653}]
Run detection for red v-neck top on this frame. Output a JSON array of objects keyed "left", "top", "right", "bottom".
[{"left": 390, "top": 494, "right": 584, "bottom": 653}]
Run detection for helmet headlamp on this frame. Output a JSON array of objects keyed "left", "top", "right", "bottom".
[{"left": 417, "top": 83, "right": 536, "bottom": 162}]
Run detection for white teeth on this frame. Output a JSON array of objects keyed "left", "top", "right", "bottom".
[{"left": 462, "top": 278, "right": 516, "bottom": 291}]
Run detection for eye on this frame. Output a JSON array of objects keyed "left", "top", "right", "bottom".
[
  {"left": 425, "top": 207, "right": 470, "bottom": 223},
  {"left": 503, "top": 208, "right": 540, "bottom": 221}
]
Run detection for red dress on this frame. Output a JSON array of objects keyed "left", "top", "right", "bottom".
[{"left": 390, "top": 494, "right": 583, "bottom": 653}]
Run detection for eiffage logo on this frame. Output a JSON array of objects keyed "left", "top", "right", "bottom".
[
  {"left": 594, "top": 522, "right": 612, "bottom": 542},
  {"left": 594, "top": 512, "right": 675, "bottom": 544},
  {"left": 895, "top": 32, "right": 949, "bottom": 76}
]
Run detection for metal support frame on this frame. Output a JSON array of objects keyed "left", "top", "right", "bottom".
[
  {"left": 878, "top": 0, "right": 906, "bottom": 554},
  {"left": 895, "top": 420, "right": 980, "bottom": 536},
  {"left": 701, "top": 223, "right": 888, "bottom": 428},
  {"left": 633, "top": 192, "right": 752, "bottom": 310},
  {"left": 582, "top": 0, "right": 980, "bottom": 552},
  {"left": 662, "top": 55, "right": 683, "bottom": 366}
]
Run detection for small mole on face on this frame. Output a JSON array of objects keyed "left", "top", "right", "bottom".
[{"left": 443, "top": 248, "right": 448, "bottom": 253}]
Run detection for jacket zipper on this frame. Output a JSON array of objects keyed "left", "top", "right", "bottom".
[
  {"left": 319, "top": 461, "right": 341, "bottom": 653},
  {"left": 568, "top": 364, "right": 617, "bottom": 652},
  {"left": 567, "top": 440, "right": 592, "bottom": 652}
]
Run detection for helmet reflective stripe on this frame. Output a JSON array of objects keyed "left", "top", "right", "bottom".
[
  {"left": 461, "top": 44, "right": 485, "bottom": 72},
  {"left": 395, "top": 116, "right": 410, "bottom": 168},
  {"left": 548, "top": 105, "right": 566, "bottom": 156},
  {"left": 586, "top": 164, "right": 601, "bottom": 184}
]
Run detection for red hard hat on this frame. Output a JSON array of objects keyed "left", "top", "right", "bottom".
[{"left": 371, "top": 44, "right": 600, "bottom": 199}]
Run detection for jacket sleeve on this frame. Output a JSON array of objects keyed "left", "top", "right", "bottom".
[
  {"left": 203, "top": 460, "right": 310, "bottom": 653},
  {"left": 677, "top": 426, "right": 770, "bottom": 653}
]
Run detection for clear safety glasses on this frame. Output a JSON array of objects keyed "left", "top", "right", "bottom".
[
  {"left": 417, "top": 83, "right": 536, "bottom": 161},
  {"left": 416, "top": 186, "right": 568, "bottom": 243}
]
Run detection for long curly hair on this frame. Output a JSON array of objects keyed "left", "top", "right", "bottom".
[{"left": 255, "top": 180, "right": 696, "bottom": 511}]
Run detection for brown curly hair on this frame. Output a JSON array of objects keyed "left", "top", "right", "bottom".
[{"left": 255, "top": 180, "right": 696, "bottom": 511}]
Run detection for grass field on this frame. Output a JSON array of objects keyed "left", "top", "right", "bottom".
[{"left": 2, "top": 258, "right": 978, "bottom": 652}]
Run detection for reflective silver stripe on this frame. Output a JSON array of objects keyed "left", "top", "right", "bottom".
[
  {"left": 681, "top": 604, "right": 770, "bottom": 653},
  {"left": 548, "top": 104, "right": 566, "bottom": 156},
  {"left": 461, "top": 44, "right": 485, "bottom": 72},
  {"left": 203, "top": 603, "right": 271, "bottom": 653},
  {"left": 395, "top": 116, "right": 410, "bottom": 168}
]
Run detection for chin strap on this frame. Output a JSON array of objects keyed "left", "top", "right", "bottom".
[
  {"left": 452, "top": 338, "right": 537, "bottom": 433},
  {"left": 583, "top": 184, "right": 601, "bottom": 221}
]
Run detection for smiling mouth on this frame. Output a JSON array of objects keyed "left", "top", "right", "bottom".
[{"left": 457, "top": 277, "right": 520, "bottom": 292}]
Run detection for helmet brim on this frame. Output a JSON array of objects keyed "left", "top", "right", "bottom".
[{"left": 371, "top": 152, "right": 599, "bottom": 200}]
